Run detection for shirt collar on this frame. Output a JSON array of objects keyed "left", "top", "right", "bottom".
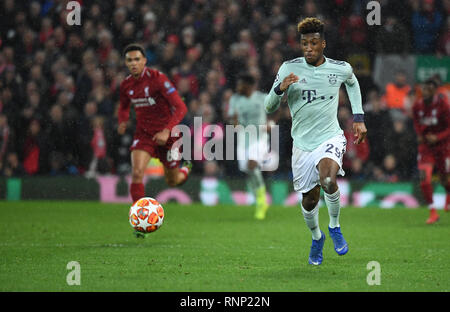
[{"left": 305, "top": 55, "right": 327, "bottom": 69}]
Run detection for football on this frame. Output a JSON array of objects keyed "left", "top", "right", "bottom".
[{"left": 129, "top": 197, "right": 165, "bottom": 233}]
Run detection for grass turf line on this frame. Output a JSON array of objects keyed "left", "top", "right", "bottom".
[{"left": 0, "top": 201, "right": 448, "bottom": 291}]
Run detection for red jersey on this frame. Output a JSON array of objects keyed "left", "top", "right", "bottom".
[
  {"left": 412, "top": 94, "right": 450, "bottom": 146},
  {"left": 118, "top": 67, "right": 187, "bottom": 136}
]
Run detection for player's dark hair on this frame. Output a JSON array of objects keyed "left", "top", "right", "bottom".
[
  {"left": 237, "top": 73, "right": 255, "bottom": 85},
  {"left": 297, "top": 17, "right": 324, "bottom": 38},
  {"left": 123, "top": 43, "right": 146, "bottom": 57}
]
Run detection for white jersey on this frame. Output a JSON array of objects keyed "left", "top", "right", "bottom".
[{"left": 264, "top": 56, "right": 363, "bottom": 152}]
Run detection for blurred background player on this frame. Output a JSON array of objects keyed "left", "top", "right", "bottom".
[
  {"left": 412, "top": 78, "right": 450, "bottom": 224},
  {"left": 118, "top": 44, "right": 192, "bottom": 230},
  {"left": 228, "top": 73, "right": 270, "bottom": 220},
  {"left": 264, "top": 18, "right": 367, "bottom": 265}
]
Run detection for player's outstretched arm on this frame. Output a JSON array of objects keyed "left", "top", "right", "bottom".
[
  {"left": 344, "top": 67, "right": 366, "bottom": 145},
  {"left": 344, "top": 73, "right": 364, "bottom": 116}
]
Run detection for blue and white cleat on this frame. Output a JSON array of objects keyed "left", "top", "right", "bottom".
[
  {"left": 328, "top": 226, "right": 348, "bottom": 255},
  {"left": 308, "top": 231, "right": 325, "bottom": 265}
]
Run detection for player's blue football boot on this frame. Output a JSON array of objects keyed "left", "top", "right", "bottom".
[
  {"left": 328, "top": 226, "right": 348, "bottom": 255},
  {"left": 308, "top": 231, "right": 325, "bottom": 265}
]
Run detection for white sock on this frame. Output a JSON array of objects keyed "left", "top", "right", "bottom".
[
  {"left": 301, "top": 205, "right": 321, "bottom": 240},
  {"left": 325, "top": 189, "right": 341, "bottom": 229}
]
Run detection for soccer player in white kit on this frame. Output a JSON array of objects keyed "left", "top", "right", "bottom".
[
  {"left": 264, "top": 18, "right": 367, "bottom": 265},
  {"left": 228, "top": 73, "right": 270, "bottom": 220}
]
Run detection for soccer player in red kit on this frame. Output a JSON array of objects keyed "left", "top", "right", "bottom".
[
  {"left": 412, "top": 78, "right": 450, "bottom": 224},
  {"left": 118, "top": 44, "right": 192, "bottom": 211}
]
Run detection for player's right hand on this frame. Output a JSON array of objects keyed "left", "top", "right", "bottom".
[
  {"left": 118, "top": 122, "right": 127, "bottom": 135},
  {"left": 280, "top": 73, "right": 299, "bottom": 92}
]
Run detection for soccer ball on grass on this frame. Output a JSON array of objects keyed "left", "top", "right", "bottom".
[{"left": 129, "top": 197, "right": 164, "bottom": 236}]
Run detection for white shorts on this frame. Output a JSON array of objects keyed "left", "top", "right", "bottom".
[
  {"left": 292, "top": 134, "right": 346, "bottom": 193},
  {"left": 237, "top": 134, "right": 275, "bottom": 172}
]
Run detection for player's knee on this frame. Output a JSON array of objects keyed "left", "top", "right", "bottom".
[
  {"left": 132, "top": 167, "right": 145, "bottom": 182},
  {"left": 320, "top": 176, "right": 337, "bottom": 194},
  {"left": 165, "top": 176, "right": 178, "bottom": 187},
  {"left": 302, "top": 196, "right": 319, "bottom": 211}
]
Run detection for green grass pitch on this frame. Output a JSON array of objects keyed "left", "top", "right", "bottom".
[{"left": 0, "top": 200, "right": 448, "bottom": 292}]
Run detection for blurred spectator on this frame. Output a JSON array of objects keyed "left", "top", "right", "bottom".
[
  {"left": 85, "top": 116, "right": 109, "bottom": 178},
  {"left": 48, "top": 150, "right": 66, "bottom": 176},
  {"left": 411, "top": 0, "right": 444, "bottom": 53},
  {"left": 430, "top": 74, "right": 450, "bottom": 100},
  {"left": 375, "top": 154, "right": 400, "bottom": 183},
  {"left": 158, "top": 36, "right": 183, "bottom": 73},
  {"left": 45, "top": 104, "right": 75, "bottom": 169},
  {"left": 22, "top": 119, "right": 47, "bottom": 175},
  {"left": 203, "top": 160, "right": 221, "bottom": 177},
  {"left": 172, "top": 62, "right": 199, "bottom": 98},
  {"left": 97, "top": 29, "right": 114, "bottom": 65},
  {"left": 376, "top": 15, "right": 410, "bottom": 54},
  {"left": 339, "top": 14, "right": 368, "bottom": 54},
  {"left": 0, "top": 86, "right": 20, "bottom": 122},
  {"left": 382, "top": 71, "right": 412, "bottom": 111},
  {"left": 0, "top": 0, "right": 445, "bottom": 180},
  {"left": 437, "top": 15, "right": 450, "bottom": 56},
  {"left": 322, "top": 17, "right": 341, "bottom": 59},
  {"left": 384, "top": 110, "right": 417, "bottom": 180},
  {"left": 77, "top": 100, "right": 98, "bottom": 171},
  {"left": 2, "top": 152, "right": 24, "bottom": 177},
  {"left": 204, "top": 69, "right": 225, "bottom": 117},
  {"left": 269, "top": 4, "right": 288, "bottom": 30},
  {"left": 348, "top": 158, "right": 367, "bottom": 181},
  {"left": 364, "top": 89, "right": 391, "bottom": 167},
  {"left": 0, "top": 114, "right": 12, "bottom": 173}
]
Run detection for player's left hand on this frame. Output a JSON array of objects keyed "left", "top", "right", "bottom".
[
  {"left": 352, "top": 122, "right": 367, "bottom": 145},
  {"left": 153, "top": 128, "right": 171, "bottom": 146}
]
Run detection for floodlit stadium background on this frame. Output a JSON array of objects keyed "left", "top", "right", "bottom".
[{"left": 0, "top": 0, "right": 448, "bottom": 208}]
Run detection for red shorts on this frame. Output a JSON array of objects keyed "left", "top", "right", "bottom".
[
  {"left": 130, "top": 131, "right": 181, "bottom": 169},
  {"left": 417, "top": 143, "right": 450, "bottom": 175}
]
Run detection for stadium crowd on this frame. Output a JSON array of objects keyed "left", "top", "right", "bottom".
[{"left": 0, "top": 0, "right": 449, "bottom": 181}]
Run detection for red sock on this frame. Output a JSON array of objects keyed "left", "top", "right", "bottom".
[
  {"left": 429, "top": 207, "right": 438, "bottom": 217},
  {"left": 420, "top": 181, "right": 433, "bottom": 205},
  {"left": 178, "top": 167, "right": 189, "bottom": 184},
  {"left": 130, "top": 183, "right": 145, "bottom": 203}
]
